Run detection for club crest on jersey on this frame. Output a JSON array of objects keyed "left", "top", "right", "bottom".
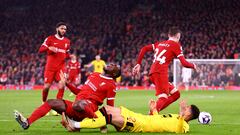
[{"left": 65, "top": 43, "right": 68, "bottom": 48}]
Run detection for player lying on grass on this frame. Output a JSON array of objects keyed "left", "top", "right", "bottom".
[
  {"left": 61, "top": 100, "right": 200, "bottom": 133},
  {"left": 14, "top": 64, "right": 121, "bottom": 130}
]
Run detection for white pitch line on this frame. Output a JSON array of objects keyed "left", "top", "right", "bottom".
[{"left": 190, "top": 95, "right": 215, "bottom": 99}]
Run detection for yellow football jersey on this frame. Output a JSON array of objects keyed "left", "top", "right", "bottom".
[
  {"left": 120, "top": 106, "right": 189, "bottom": 133},
  {"left": 91, "top": 60, "right": 106, "bottom": 73}
]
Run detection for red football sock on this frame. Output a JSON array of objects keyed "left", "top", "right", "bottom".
[
  {"left": 156, "top": 97, "right": 168, "bottom": 112},
  {"left": 28, "top": 102, "right": 51, "bottom": 125},
  {"left": 42, "top": 90, "right": 49, "bottom": 102},
  {"left": 84, "top": 105, "right": 97, "bottom": 118},
  {"left": 160, "top": 91, "right": 180, "bottom": 111},
  {"left": 56, "top": 88, "right": 64, "bottom": 99}
]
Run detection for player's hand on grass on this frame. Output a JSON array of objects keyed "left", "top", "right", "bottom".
[
  {"left": 48, "top": 46, "right": 58, "bottom": 53},
  {"left": 132, "top": 64, "right": 141, "bottom": 75}
]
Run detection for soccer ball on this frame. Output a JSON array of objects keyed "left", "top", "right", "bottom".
[{"left": 198, "top": 112, "right": 212, "bottom": 124}]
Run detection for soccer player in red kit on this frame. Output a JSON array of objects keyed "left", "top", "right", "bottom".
[
  {"left": 66, "top": 54, "right": 81, "bottom": 86},
  {"left": 14, "top": 64, "right": 121, "bottom": 130},
  {"left": 133, "top": 27, "right": 197, "bottom": 113},
  {"left": 38, "top": 22, "right": 71, "bottom": 103}
]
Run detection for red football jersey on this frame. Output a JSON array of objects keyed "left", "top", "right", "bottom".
[
  {"left": 137, "top": 40, "right": 195, "bottom": 75},
  {"left": 150, "top": 40, "right": 183, "bottom": 74},
  {"left": 67, "top": 61, "right": 81, "bottom": 77},
  {"left": 76, "top": 72, "right": 116, "bottom": 106},
  {"left": 39, "top": 35, "right": 71, "bottom": 71}
]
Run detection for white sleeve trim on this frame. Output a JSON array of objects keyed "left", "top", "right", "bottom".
[
  {"left": 42, "top": 44, "right": 48, "bottom": 47},
  {"left": 107, "top": 97, "right": 115, "bottom": 100},
  {"left": 152, "top": 44, "right": 155, "bottom": 50},
  {"left": 177, "top": 54, "right": 184, "bottom": 58}
]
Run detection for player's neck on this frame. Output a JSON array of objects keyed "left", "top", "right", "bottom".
[
  {"left": 168, "top": 37, "right": 179, "bottom": 43},
  {"left": 71, "top": 60, "right": 76, "bottom": 63},
  {"left": 55, "top": 34, "right": 64, "bottom": 40}
]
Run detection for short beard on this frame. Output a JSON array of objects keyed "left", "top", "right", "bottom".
[{"left": 57, "top": 30, "right": 64, "bottom": 37}]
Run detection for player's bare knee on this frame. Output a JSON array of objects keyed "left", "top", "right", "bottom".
[
  {"left": 43, "top": 84, "right": 51, "bottom": 90},
  {"left": 105, "top": 106, "right": 114, "bottom": 114},
  {"left": 58, "top": 82, "right": 65, "bottom": 89},
  {"left": 47, "top": 99, "right": 65, "bottom": 111},
  {"left": 104, "top": 106, "right": 111, "bottom": 112}
]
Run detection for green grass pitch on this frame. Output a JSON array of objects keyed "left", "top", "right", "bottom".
[{"left": 0, "top": 90, "right": 240, "bottom": 135}]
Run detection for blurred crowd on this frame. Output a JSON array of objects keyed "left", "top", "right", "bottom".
[{"left": 0, "top": 0, "right": 240, "bottom": 87}]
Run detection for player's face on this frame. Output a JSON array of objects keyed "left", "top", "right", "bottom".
[
  {"left": 96, "top": 56, "right": 100, "bottom": 60},
  {"left": 71, "top": 55, "right": 76, "bottom": 61},
  {"left": 184, "top": 106, "right": 193, "bottom": 117},
  {"left": 56, "top": 25, "right": 67, "bottom": 37}
]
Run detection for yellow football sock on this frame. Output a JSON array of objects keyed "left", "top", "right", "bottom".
[{"left": 79, "top": 111, "right": 106, "bottom": 128}]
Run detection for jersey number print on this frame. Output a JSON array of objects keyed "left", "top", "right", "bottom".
[{"left": 153, "top": 49, "right": 167, "bottom": 64}]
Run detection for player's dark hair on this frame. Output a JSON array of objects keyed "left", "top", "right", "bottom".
[
  {"left": 168, "top": 26, "right": 181, "bottom": 36},
  {"left": 190, "top": 104, "right": 200, "bottom": 120},
  {"left": 56, "top": 22, "right": 67, "bottom": 28},
  {"left": 104, "top": 64, "right": 121, "bottom": 79},
  {"left": 114, "top": 67, "right": 121, "bottom": 78}
]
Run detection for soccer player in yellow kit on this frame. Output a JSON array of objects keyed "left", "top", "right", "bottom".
[
  {"left": 61, "top": 99, "right": 200, "bottom": 133},
  {"left": 85, "top": 55, "right": 106, "bottom": 73}
]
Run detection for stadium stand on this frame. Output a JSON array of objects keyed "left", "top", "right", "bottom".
[{"left": 0, "top": 0, "right": 239, "bottom": 87}]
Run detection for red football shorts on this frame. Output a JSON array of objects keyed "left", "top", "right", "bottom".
[
  {"left": 68, "top": 74, "right": 79, "bottom": 84},
  {"left": 44, "top": 66, "right": 67, "bottom": 83},
  {"left": 149, "top": 73, "right": 169, "bottom": 96}
]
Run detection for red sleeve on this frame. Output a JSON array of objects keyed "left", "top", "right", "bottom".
[
  {"left": 178, "top": 56, "right": 195, "bottom": 69},
  {"left": 172, "top": 43, "right": 183, "bottom": 57},
  {"left": 66, "top": 40, "right": 71, "bottom": 58},
  {"left": 173, "top": 43, "right": 195, "bottom": 69},
  {"left": 137, "top": 44, "right": 154, "bottom": 64},
  {"left": 66, "top": 83, "right": 80, "bottom": 95},
  {"left": 66, "top": 62, "right": 70, "bottom": 74},
  {"left": 106, "top": 85, "right": 116, "bottom": 106},
  {"left": 38, "top": 38, "right": 50, "bottom": 53}
]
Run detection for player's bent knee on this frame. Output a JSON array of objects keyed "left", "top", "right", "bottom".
[
  {"left": 43, "top": 84, "right": 51, "bottom": 90},
  {"left": 72, "top": 100, "right": 87, "bottom": 112},
  {"left": 104, "top": 106, "right": 113, "bottom": 113},
  {"left": 47, "top": 99, "right": 66, "bottom": 111}
]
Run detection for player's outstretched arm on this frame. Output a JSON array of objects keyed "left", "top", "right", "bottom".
[
  {"left": 133, "top": 44, "right": 153, "bottom": 75},
  {"left": 148, "top": 99, "right": 158, "bottom": 115},
  {"left": 132, "top": 64, "right": 141, "bottom": 75},
  {"left": 178, "top": 56, "right": 196, "bottom": 69},
  {"left": 177, "top": 100, "right": 189, "bottom": 133},
  {"left": 60, "top": 70, "right": 80, "bottom": 95}
]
